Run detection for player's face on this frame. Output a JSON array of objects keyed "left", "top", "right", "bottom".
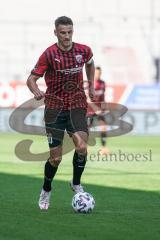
[
  {"left": 94, "top": 69, "right": 102, "bottom": 81},
  {"left": 54, "top": 24, "right": 73, "bottom": 50}
]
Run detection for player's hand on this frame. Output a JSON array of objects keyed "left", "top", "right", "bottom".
[
  {"left": 89, "top": 88, "right": 96, "bottom": 102},
  {"left": 33, "top": 90, "right": 45, "bottom": 100}
]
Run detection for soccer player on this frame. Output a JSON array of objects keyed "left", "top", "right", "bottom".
[
  {"left": 88, "top": 66, "right": 109, "bottom": 155},
  {"left": 26, "top": 16, "right": 95, "bottom": 210}
]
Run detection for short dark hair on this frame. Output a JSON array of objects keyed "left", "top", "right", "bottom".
[
  {"left": 55, "top": 16, "right": 73, "bottom": 28},
  {"left": 96, "top": 66, "right": 101, "bottom": 71}
]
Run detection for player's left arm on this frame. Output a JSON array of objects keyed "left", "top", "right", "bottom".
[{"left": 85, "top": 59, "right": 95, "bottom": 101}]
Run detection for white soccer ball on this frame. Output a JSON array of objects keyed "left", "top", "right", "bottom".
[{"left": 72, "top": 192, "right": 95, "bottom": 213}]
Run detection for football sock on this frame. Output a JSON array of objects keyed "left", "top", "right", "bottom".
[
  {"left": 101, "top": 132, "right": 107, "bottom": 146},
  {"left": 43, "top": 160, "right": 58, "bottom": 192},
  {"left": 73, "top": 151, "right": 87, "bottom": 185}
]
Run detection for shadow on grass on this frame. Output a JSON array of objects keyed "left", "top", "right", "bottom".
[{"left": 0, "top": 172, "right": 160, "bottom": 240}]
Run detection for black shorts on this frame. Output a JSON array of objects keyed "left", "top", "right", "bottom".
[
  {"left": 44, "top": 108, "right": 88, "bottom": 148},
  {"left": 88, "top": 113, "right": 106, "bottom": 127}
]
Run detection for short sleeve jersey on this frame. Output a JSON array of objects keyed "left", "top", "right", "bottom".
[
  {"left": 31, "top": 42, "right": 93, "bottom": 110},
  {"left": 94, "top": 79, "right": 105, "bottom": 102},
  {"left": 87, "top": 79, "right": 106, "bottom": 116}
]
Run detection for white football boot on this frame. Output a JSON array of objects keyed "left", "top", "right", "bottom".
[
  {"left": 38, "top": 189, "right": 51, "bottom": 210},
  {"left": 70, "top": 181, "right": 84, "bottom": 193}
]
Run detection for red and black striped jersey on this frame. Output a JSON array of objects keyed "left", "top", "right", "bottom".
[
  {"left": 31, "top": 42, "right": 93, "bottom": 110},
  {"left": 94, "top": 79, "right": 106, "bottom": 102},
  {"left": 87, "top": 79, "right": 106, "bottom": 116}
]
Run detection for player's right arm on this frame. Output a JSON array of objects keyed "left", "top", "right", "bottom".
[
  {"left": 26, "top": 74, "right": 45, "bottom": 100},
  {"left": 26, "top": 51, "right": 49, "bottom": 100}
]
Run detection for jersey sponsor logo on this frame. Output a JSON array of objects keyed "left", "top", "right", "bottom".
[
  {"left": 54, "top": 58, "right": 61, "bottom": 63},
  {"left": 75, "top": 54, "right": 83, "bottom": 63},
  {"left": 95, "top": 90, "right": 104, "bottom": 95},
  {"left": 56, "top": 66, "right": 83, "bottom": 75}
]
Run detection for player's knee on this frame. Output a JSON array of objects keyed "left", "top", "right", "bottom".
[
  {"left": 49, "top": 157, "right": 62, "bottom": 167},
  {"left": 76, "top": 143, "right": 87, "bottom": 155}
]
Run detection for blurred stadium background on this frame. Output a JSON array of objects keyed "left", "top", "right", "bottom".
[
  {"left": 0, "top": 0, "right": 160, "bottom": 134},
  {"left": 0, "top": 1, "right": 160, "bottom": 240}
]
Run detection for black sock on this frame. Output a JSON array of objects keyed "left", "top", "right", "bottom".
[
  {"left": 101, "top": 132, "right": 107, "bottom": 146},
  {"left": 73, "top": 151, "right": 87, "bottom": 185},
  {"left": 43, "top": 160, "right": 58, "bottom": 192}
]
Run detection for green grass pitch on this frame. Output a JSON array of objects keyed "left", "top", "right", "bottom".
[{"left": 0, "top": 133, "right": 160, "bottom": 240}]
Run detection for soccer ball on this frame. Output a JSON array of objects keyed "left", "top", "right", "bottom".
[{"left": 71, "top": 192, "right": 95, "bottom": 213}]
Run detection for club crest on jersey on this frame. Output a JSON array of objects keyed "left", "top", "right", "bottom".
[{"left": 75, "top": 54, "right": 82, "bottom": 63}]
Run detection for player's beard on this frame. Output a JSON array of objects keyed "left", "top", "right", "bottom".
[{"left": 62, "top": 39, "right": 72, "bottom": 49}]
